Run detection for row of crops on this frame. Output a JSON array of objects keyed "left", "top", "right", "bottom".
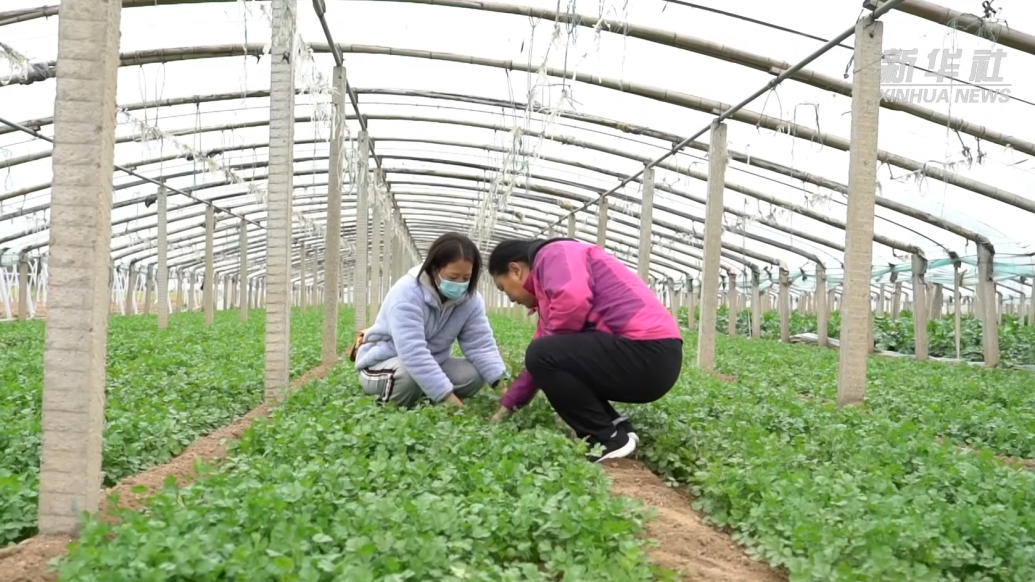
[
  {"left": 5, "top": 311, "right": 1035, "bottom": 580},
  {"left": 703, "top": 306, "right": 1035, "bottom": 365},
  {"left": 0, "top": 308, "right": 345, "bottom": 547}
]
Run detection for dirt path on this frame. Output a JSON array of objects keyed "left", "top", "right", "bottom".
[
  {"left": 603, "top": 459, "right": 785, "bottom": 582},
  {"left": 0, "top": 363, "right": 336, "bottom": 582}
]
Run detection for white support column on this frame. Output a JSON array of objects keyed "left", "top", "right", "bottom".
[
  {"left": 18, "top": 253, "right": 30, "bottom": 321},
  {"left": 816, "top": 264, "right": 828, "bottom": 348},
  {"left": 371, "top": 200, "right": 383, "bottom": 318},
  {"left": 143, "top": 264, "right": 154, "bottom": 315},
  {"left": 837, "top": 17, "right": 882, "bottom": 408},
  {"left": 892, "top": 278, "right": 902, "bottom": 319},
  {"left": 38, "top": 0, "right": 122, "bottom": 536},
  {"left": 954, "top": 262, "right": 962, "bottom": 359},
  {"left": 727, "top": 272, "right": 738, "bottom": 337},
  {"left": 238, "top": 220, "right": 248, "bottom": 322},
  {"left": 322, "top": 65, "right": 345, "bottom": 365},
  {"left": 126, "top": 262, "right": 138, "bottom": 316},
  {"left": 976, "top": 244, "right": 999, "bottom": 367},
  {"left": 596, "top": 198, "right": 608, "bottom": 249},
  {"left": 668, "top": 279, "right": 679, "bottom": 322},
  {"left": 383, "top": 217, "right": 394, "bottom": 298},
  {"left": 300, "top": 241, "right": 308, "bottom": 313},
  {"left": 353, "top": 131, "right": 371, "bottom": 334},
  {"left": 567, "top": 214, "right": 577, "bottom": 239},
  {"left": 203, "top": 205, "right": 215, "bottom": 325},
  {"left": 779, "top": 267, "right": 790, "bottom": 343},
  {"left": 264, "top": 0, "right": 297, "bottom": 399},
  {"left": 912, "top": 253, "right": 929, "bottom": 361},
  {"left": 189, "top": 270, "right": 197, "bottom": 312},
  {"left": 931, "top": 283, "right": 944, "bottom": 319},
  {"left": 687, "top": 279, "right": 697, "bottom": 332},
  {"left": 696, "top": 122, "right": 727, "bottom": 371},
  {"left": 157, "top": 187, "right": 169, "bottom": 328},
  {"left": 637, "top": 165, "right": 655, "bottom": 283},
  {"left": 751, "top": 269, "right": 761, "bottom": 339}
]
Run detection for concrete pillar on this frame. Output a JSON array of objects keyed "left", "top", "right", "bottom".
[
  {"left": 189, "top": 270, "right": 197, "bottom": 312},
  {"left": 126, "top": 262, "right": 138, "bottom": 315},
  {"left": 156, "top": 187, "right": 169, "bottom": 328},
  {"left": 668, "top": 279, "right": 679, "bottom": 322},
  {"left": 637, "top": 165, "right": 655, "bottom": 283},
  {"left": 891, "top": 279, "right": 902, "bottom": 319},
  {"left": 17, "top": 253, "right": 30, "bottom": 320},
  {"left": 696, "top": 122, "right": 727, "bottom": 371},
  {"left": 371, "top": 200, "right": 383, "bottom": 320},
  {"left": 837, "top": 18, "right": 882, "bottom": 407},
  {"left": 875, "top": 283, "right": 885, "bottom": 316},
  {"left": 816, "top": 264, "right": 828, "bottom": 348},
  {"left": 596, "top": 198, "right": 608, "bottom": 249},
  {"left": 223, "top": 274, "right": 231, "bottom": 311},
  {"left": 383, "top": 218, "right": 394, "bottom": 297},
  {"left": 203, "top": 205, "right": 215, "bottom": 324},
  {"left": 687, "top": 279, "right": 697, "bottom": 332},
  {"left": 779, "top": 267, "right": 790, "bottom": 343},
  {"left": 353, "top": 131, "right": 371, "bottom": 334},
  {"left": 727, "top": 272, "right": 738, "bottom": 337},
  {"left": 1030, "top": 279, "right": 1035, "bottom": 326},
  {"left": 750, "top": 270, "right": 761, "bottom": 339},
  {"left": 143, "top": 264, "right": 154, "bottom": 315},
  {"left": 263, "top": 0, "right": 297, "bottom": 398},
  {"left": 322, "top": 64, "right": 345, "bottom": 365},
  {"left": 912, "top": 254, "right": 929, "bottom": 361},
  {"left": 976, "top": 244, "right": 999, "bottom": 367},
  {"left": 931, "top": 283, "right": 944, "bottom": 319},
  {"left": 239, "top": 220, "right": 248, "bottom": 322},
  {"left": 38, "top": 0, "right": 122, "bottom": 535},
  {"left": 300, "top": 241, "right": 308, "bottom": 313},
  {"left": 567, "top": 214, "right": 577, "bottom": 239},
  {"left": 954, "top": 263, "right": 962, "bottom": 359}
]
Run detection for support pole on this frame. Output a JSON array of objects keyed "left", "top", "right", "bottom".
[
  {"left": 126, "top": 262, "right": 138, "bottom": 316},
  {"left": 931, "top": 283, "right": 944, "bottom": 319},
  {"left": 596, "top": 198, "right": 608, "bottom": 249},
  {"left": 567, "top": 214, "right": 577, "bottom": 239},
  {"left": 837, "top": 17, "right": 883, "bottom": 407},
  {"left": 143, "top": 264, "right": 153, "bottom": 315},
  {"left": 17, "top": 253, "right": 29, "bottom": 320},
  {"left": 322, "top": 64, "right": 345, "bottom": 365},
  {"left": 668, "top": 279, "right": 679, "bottom": 322},
  {"left": 751, "top": 269, "right": 761, "bottom": 339},
  {"left": 816, "top": 263, "right": 828, "bottom": 348},
  {"left": 239, "top": 220, "right": 248, "bottom": 322},
  {"left": 300, "top": 241, "right": 308, "bottom": 313},
  {"left": 176, "top": 270, "right": 185, "bottom": 313},
  {"left": 37, "top": 0, "right": 122, "bottom": 536},
  {"left": 695, "top": 122, "right": 727, "bottom": 371},
  {"left": 912, "top": 253, "right": 929, "bottom": 360},
  {"left": 1030, "top": 278, "right": 1035, "bottom": 326},
  {"left": 727, "top": 272, "right": 738, "bottom": 337},
  {"left": 976, "top": 243, "right": 999, "bottom": 367},
  {"left": 203, "top": 205, "right": 215, "bottom": 325},
  {"left": 189, "top": 270, "right": 197, "bottom": 312},
  {"left": 637, "top": 165, "right": 655, "bottom": 283},
  {"left": 371, "top": 201, "right": 382, "bottom": 318},
  {"left": 353, "top": 131, "right": 371, "bottom": 334},
  {"left": 157, "top": 187, "right": 169, "bottom": 328},
  {"left": 954, "top": 262, "right": 962, "bottom": 360},
  {"left": 779, "top": 267, "right": 790, "bottom": 343},
  {"left": 264, "top": 0, "right": 297, "bottom": 399},
  {"left": 687, "top": 279, "right": 697, "bottom": 331}
]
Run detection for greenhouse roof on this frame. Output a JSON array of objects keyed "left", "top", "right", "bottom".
[{"left": 1, "top": 0, "right": 1034, "bottom": 298}]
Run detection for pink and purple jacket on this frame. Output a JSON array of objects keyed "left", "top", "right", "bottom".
[{"left": 500, "top": 239, "right": 681, "bottom": 410}]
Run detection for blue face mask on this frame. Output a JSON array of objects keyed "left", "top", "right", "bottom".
[{"left": 438, "top": 278, "right": 469, "bottom": 301}]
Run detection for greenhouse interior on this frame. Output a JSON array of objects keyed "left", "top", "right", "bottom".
[{"left": 2, "top": 0, "right": 1035, "bottom": 580}]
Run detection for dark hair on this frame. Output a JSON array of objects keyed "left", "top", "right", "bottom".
[
  {"left": 488, "top": 239, "right": 537, "bottom": 276},
  {"left": 420, "top": 232, "right": 481, "bottom": 295}
]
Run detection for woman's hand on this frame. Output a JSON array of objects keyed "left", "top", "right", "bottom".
[
  {"left": 445, "top": 393, "right": 464, "bottom": 408},
  {"left": 490, "top": 406, "right": 511, "bottom": 422}
]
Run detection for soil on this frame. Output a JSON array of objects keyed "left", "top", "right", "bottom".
[
  {"left": 0, "top": 362, "right": 336, "bottom": 582},
  {"left": 603, "top": 458, "right": 785, "bottom": 582}
]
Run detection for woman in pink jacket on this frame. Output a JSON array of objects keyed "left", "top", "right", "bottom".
[{"left": 488, "top": 237, "right": 683, "bottom": 463}]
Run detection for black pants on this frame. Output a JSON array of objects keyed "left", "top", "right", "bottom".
[{"left": 524, "top": 332, "right": 683, "bottom": 443}]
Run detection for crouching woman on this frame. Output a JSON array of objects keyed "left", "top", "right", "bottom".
[
  {"left": 354, "top": 232, "right": 506, "bottom": 407},
  {"left": 488, "top": 237, "right": 683, "bottom": 462}
]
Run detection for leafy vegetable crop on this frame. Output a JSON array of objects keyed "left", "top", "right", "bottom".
[
  {"left": 492, "top": 317, "right": 1035, "bottom": 582},
  {"left": 0, "top": 308, "right": 338, "bottom": 547},
  {"left": 58, "top": 365, "right": 665, "bottom": 582},
  {"left": 692, "top": 306, "right": 1035, "bottom": 366}
]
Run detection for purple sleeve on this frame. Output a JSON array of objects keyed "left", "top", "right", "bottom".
[{"left": 500, "top": 369, "right": 537, "bottom": 410}]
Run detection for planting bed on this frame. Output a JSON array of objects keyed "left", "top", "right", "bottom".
[{"left": 0, "top": 308, "right": 339, "bottom": 547}]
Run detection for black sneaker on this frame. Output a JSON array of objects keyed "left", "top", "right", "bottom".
[
  {"left": 612, "top": 417, "right": 639, "bottom": 445},
  {"left": 586, "top": 430, "right": 637, "bottom": 463}
]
